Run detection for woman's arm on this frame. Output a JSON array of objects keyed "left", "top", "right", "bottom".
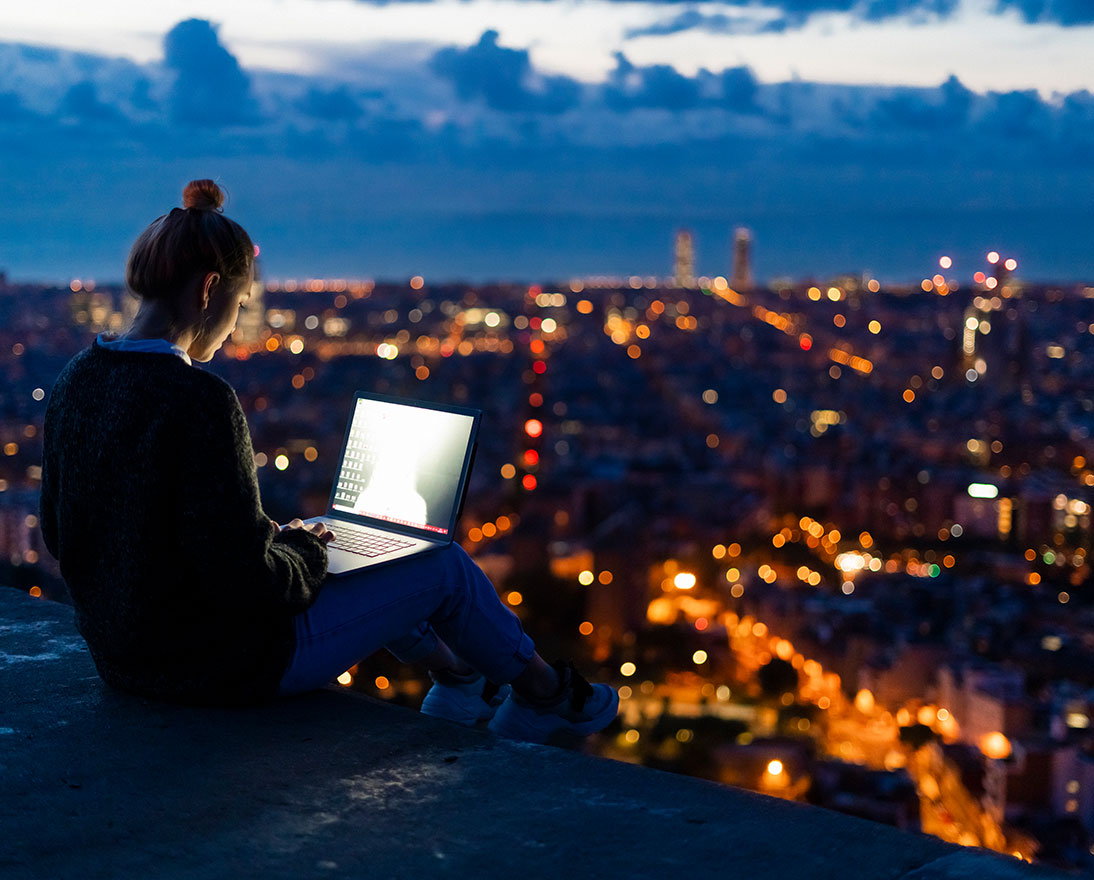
[{"left": 174, "top": 376, "right": 328, "bottom": 614}]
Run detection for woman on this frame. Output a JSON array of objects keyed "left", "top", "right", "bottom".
[{"left": 39, "top": 179, "right": 617, "bottom": 744}]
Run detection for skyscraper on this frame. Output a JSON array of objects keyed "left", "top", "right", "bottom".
[
  {"left": 674, "top": 229, "right": 695, "bottom": 289},
  {"left": 732, "top": 227, "right": 752, "bottom": 290}
]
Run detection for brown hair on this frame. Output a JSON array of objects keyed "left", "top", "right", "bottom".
[{"left": 125, "top": 179, "right": 254, "bottom": 308}]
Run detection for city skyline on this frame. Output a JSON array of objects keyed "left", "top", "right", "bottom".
[{"left": 7, "top": 268, "right": 1094, "bottom": 868}]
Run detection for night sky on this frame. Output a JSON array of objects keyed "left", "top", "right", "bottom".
[{"left": 1, "top": 0, "right": 1091, "bottom": 283}]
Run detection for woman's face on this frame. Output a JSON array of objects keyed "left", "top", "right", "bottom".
[{"left": 188, "top": 266, "right": 254, "bottom": 362}]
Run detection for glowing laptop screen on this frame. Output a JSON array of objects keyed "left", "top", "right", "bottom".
[{"left": 330, "top": 396, "right": 476, "bottom": 536}]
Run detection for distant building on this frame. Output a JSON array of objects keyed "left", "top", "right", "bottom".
[
  {"left": 674, "top": 229, "right": 695, "bottom": 289},
  {"left": 731, "top": 227, "right": 752, "bottom": 290}
]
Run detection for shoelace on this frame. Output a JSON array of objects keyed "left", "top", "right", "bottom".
[
  {"left": 481, "top": 680, "right": 502, "bottom": 705},
  {"left": 560, "top": 662, "right": 594, "bottom": 712}
]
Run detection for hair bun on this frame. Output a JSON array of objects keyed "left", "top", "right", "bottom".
[{"left": 182, "top": 179, "right": 225, "bottom": 212}]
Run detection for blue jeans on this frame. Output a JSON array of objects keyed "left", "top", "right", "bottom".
[{"left": 277, "top": 543, "right": 536, "bottom": 695}]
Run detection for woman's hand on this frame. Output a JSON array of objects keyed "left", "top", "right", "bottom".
[{"left": 273, "top": 518, "right": 336, "bottom": 544}]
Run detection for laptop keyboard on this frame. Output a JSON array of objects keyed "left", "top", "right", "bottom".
[{"left": 328, "top": 523, "right": 416, "bottom": 558}]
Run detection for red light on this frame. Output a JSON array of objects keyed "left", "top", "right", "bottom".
[
  {"left": 799, "top": 334, "right": 812, "bottom": 351},
  {"left": 973, "top": 271, "right": 986, "bottom": 284},
  {"left": 529, "top": 317, "right": 542, "bottom": 330},
  {"left": 523, "top": 449, "right": 539, "bottom": 466},
  {"left": 524, "top": 419, "right": 543, "bottom": 438},
  {"left": 253, "top": 244, "right": 261, "bottom": 258},
  {"left": 533, "top": 360, "right": 546, "bottom": 374},
  {"left": 522, "top": 474, "right": 537, "bottom": 491},
  {"left": 528, "top": 392, "right": 543, "bottom": 407},
  {"left": 528, "top": 285, "right": 542, "bottom": 298}
]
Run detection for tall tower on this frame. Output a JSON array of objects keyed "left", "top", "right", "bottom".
[
  {"left": 731, "top": 226, "right": 752, "bottom": 290},
  {"left": 674, "top": 229, "right": 694, "bottom": 288}
]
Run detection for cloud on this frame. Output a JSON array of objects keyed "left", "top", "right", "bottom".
[
  {"left": 741, "top": 0, "right": 960, "bottom": 27},
  {"left": 348, "top": 0, "right": 963, "bottom": 27},
  {"left": 872, "top": 74, "right": 973, "bottom": 128},
  {"left": 977, "top": 88, "right": 1050, "bottom": 137},
  {"left": 59, "top": 81, "right": 124, "bottom": 123},
  {"left": 854, "top": 0, "right": 960, "bottom": 21},
  {"left": 604, "top": 53, "right": 702, "bottom": 111},
  {"left": 719, "top": 66, "right": 761, "bottom": 113},
  {"left": 1, "top": 21, "right": 1092, "bottom": 283},
  {"left": 994, "top": 0, "right": 1094, "bottom": 25},
  {"left": 0, "top": 91, "right": 32, "bottom": 121},
  {"left": 163, "top": 19, "right": 256, "bottom": 125},
  {"left": 430, "top": 30, "right": 580, "bottom": 114},
  {"left": 625, "top": 10, "right": 787, "bottom": 38},
  {"left": 340, "top": 0, "right": 1093, "bottom": 30},
  {"left": 297, "top": 85, "right": 363, "bottom": 121}
]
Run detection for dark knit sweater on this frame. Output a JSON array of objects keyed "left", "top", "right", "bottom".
[{"left": 39, "top": 341, "right": 328, "bottom": 705}]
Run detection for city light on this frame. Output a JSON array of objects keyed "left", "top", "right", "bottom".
[
  {"left": 673, "top": 572, "right": 697, "bottom": 590},
  {"left": 967, "top": 483, "right": 999, "bottom": 499},
  {"left": 979, "top": 732, "right": 1012, "bottom": 760}
]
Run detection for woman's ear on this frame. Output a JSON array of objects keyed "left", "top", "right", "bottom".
[{"left": 200, "top": 271, "right": 221, "bottom": 309}]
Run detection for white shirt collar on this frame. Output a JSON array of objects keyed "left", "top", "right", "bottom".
[{"left": 97, "top": 333, "right": 192, "bottom": 365}]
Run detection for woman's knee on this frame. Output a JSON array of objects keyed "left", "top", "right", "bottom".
[{"left": 435, "top": 542, "right": 490, "bottom": 604}]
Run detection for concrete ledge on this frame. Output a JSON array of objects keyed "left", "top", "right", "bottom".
[{"left": 0, "top": 588, "right": 1068, "bottom": 880}]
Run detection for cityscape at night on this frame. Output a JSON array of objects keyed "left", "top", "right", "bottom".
[
  {"left": 4, "top": 236, "right": 1094, "bottom": 870},
  {"left": 4, "top": 0, "right": 1094, "bottom": 875}
]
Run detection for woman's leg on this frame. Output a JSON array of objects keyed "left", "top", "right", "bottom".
[{"left": 278, "top": 543, "right": 542, "bottom": 696}]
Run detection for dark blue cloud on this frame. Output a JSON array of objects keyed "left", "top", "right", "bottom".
[
  {"left": 0, "top": 91, "right": 32, "bottom": 121},
  {"left": 350, "top": 0, "right": 963, "bottom": 27},
  {"left": 995, "top": 0, "right": 1094, "bottom": 25},
  {"left": 600, "top": 55, "right": 760, "bottom": 113},
  {"left": 298, "top": 85, "right": 364, "bottom": 121},
  {"left": 719, "top": 66, "right": 761, "bottom": 113},
  {"left": 855, "top": 0, "right": 960, "bottom": 21},
  {"left": 345, "top": 0, "right": 1093, "bottom": 29},
  {"left": 625, "top": 10, "right": 775, "bottom": 37},
  {"left": 748, "top": 0, "right": 959, "bottom": 26},
  {"left": 872, "top": 74, "right": 973, "bottom": 128},
  {"left": 430, "top": 30, "right": 580, "bottom": 114},
  {"left": 604, "top": 53, "right": 701, "bottom": 111},
  {"left": 978, "top": 88, "right": 1051, "bottom": 138},
  {"left": 59, "top": 81, "right": 124, "bottom": 123},
  {"left": 164, "top": 19, "right": 256, "bottom": 125},
  {"left": 130, "top": 77, "right": 158, "bottom": 113}
]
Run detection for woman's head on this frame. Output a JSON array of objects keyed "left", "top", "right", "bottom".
[{"left": 126, "top": 179, "right": 255, "bottom": 361}]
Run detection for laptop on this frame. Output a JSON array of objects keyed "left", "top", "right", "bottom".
[{"left": 303, "top": 391, "right": 481, "bottom": 575}]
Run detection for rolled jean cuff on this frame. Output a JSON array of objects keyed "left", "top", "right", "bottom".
[
  {"left": 385, "top": 623, "right": 440, "bottom": 665},
  {"left": 494, "top": 631, "right": 537, "bottom": 683}
]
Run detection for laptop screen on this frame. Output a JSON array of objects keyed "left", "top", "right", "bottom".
[{"left": 330, "top": 394, "right": 479, "bottom": 537}]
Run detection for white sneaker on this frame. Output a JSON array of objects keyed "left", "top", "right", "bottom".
[
  {"left": 488, "top": 662, "right": 619, "bottom": 744},
  {"left": 420, "top": 672, "right": 510, "bottom": 726}
]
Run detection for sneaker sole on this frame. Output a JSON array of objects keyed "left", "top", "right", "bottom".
[
  {"left": 421, "top": 685, "right": 511, "bottom": 727},
  {"left": 489, "top": 689, "right": 619, "bottom": 744}
]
